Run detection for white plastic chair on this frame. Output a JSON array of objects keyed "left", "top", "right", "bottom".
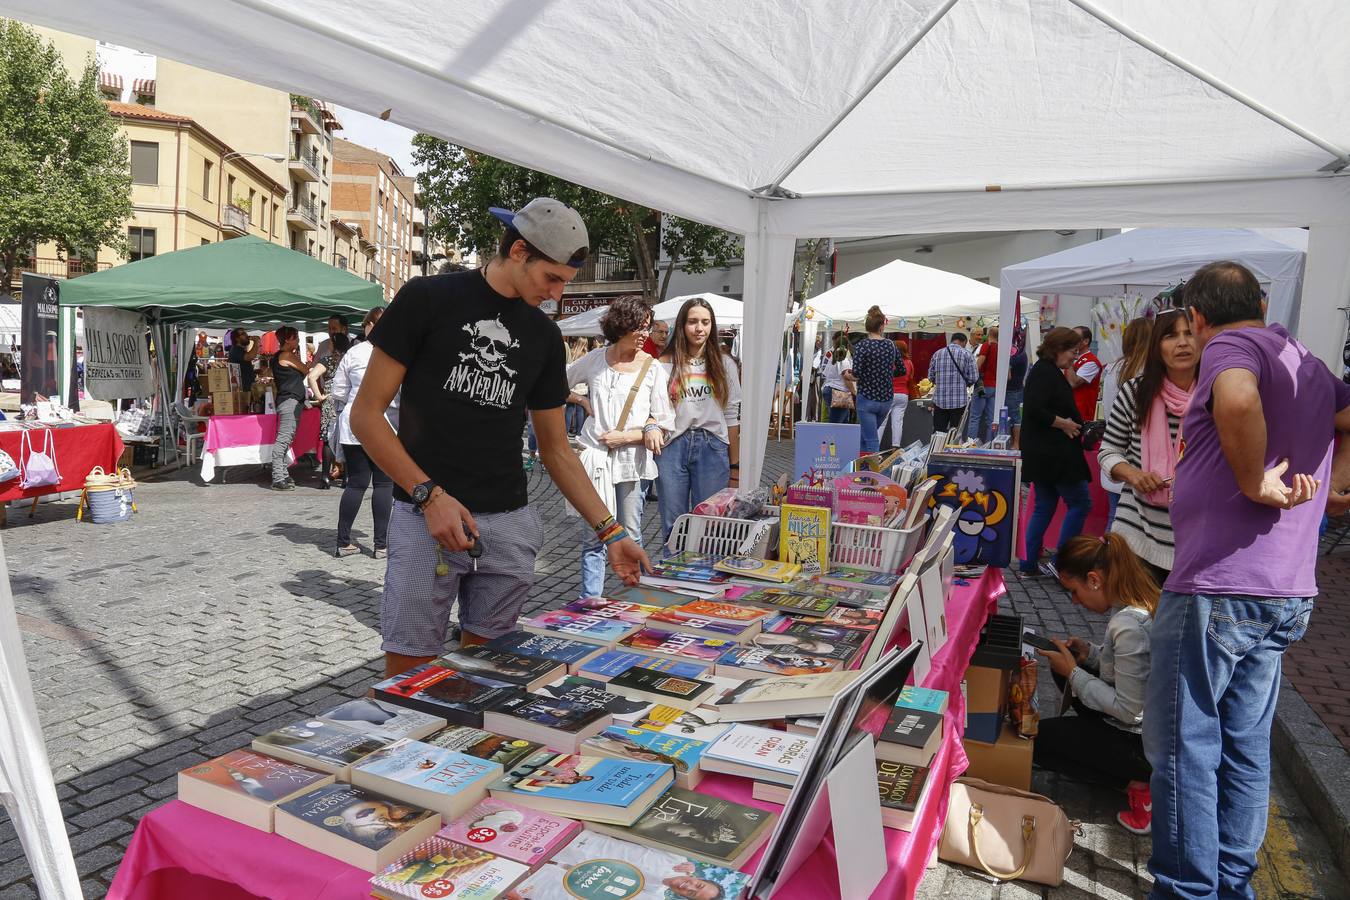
[{"left": 174, "top": 400, "right": 210, "bottom": 466}]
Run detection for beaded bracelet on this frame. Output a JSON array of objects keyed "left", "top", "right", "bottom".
[{"left": 601, "top": 524, "right": 630, "bottom": 547}]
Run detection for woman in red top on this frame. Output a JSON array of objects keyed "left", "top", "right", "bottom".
[{"left": 886, "top": 337, "right": 911, "bottom": 448}]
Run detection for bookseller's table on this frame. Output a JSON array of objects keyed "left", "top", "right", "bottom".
[
  {"left": 199, "top": 408, "right": 321, "bottom": 483},
  {"left": 107, "top": 570, "right": 1005, "bottom": 900}
]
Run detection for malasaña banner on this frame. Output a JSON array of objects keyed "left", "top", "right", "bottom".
[{"left": 83, "top": 307, "right": 155, "bottom": 399}]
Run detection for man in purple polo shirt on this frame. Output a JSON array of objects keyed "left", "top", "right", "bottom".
[{"left": 1146, "top": 261, "right": 1350, "bottom": 899}]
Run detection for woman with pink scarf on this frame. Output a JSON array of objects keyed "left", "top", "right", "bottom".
[{"left": 1098, "top": 308, "right": 1199, "bottom": 585}]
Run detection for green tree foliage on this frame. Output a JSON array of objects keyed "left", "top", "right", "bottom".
[
  {"left": 412, "top": 135, "right": 738, "bottom": 300},
  {"left": 0, "top": 20, "right": 133, "bottom": 295}
]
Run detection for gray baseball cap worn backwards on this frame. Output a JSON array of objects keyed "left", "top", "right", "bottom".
[{"left": 489, "top": 198, "right": 590, "bottom": 268}]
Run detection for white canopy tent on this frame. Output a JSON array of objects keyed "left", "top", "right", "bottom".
[
  {"left": 557, "top": 293, "right": 745, "bottom": 337},
  {"left": 1001, "top": 227, "right": 1309, "bottom": 329},
  {"left": 3, "top": 3, "right": 1350, "bottom": 890}
]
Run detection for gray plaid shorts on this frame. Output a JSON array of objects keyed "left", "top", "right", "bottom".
[{"left": 381, "top": 500, "right": 543, "bottom": 655}]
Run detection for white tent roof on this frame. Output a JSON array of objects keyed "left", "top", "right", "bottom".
[
  {"left": 806, "top": 259, "right": 1036, "bottom": 327},
  {"left": 558, "top": 293, "right": 744, "bottom": 336}
]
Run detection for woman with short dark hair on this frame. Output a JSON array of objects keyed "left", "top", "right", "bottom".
[
  {"left": 269, "top": 326, "right": 310, "bottom": 491},
  {"left": 1019, "top": 326, "right": 1092, "bottom": 575},
  {"left": 566, "top": 295, "right": 674, "bottom": 597}
]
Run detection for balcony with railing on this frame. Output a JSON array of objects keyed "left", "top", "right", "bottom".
[
  {"left": 222, "top": 203, "right": 250, "bottom": 235},
  {"left": 563, "top": 253, "right": 645, "bottom": 295},
  {"left": 288, "top": 145, "right": 321, "bottom": 182},
  {"left": 286, "top": 199, "right": 318, "bottom": 231},
  {"left": 290, "top": 100, "right": 323, "bottom": 135},
  {"left": 7, "top": 257, "right": 113, "bottom": 284},
  {"left": 334, "top": 253, "right": 348, "bottom": 270}
]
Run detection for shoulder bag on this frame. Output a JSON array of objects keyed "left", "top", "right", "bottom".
[
  {"left": 614, "top": 355, "right": 655, "bottom": 432},
  {"left": 950, "top": 346, "right": 985, "bottom": 398},
  {"left": 19, "top": 428, "right": 60, "bottom": 490},
  {"left": 939, "top": 777, "right": 1078, "bottom": 886}
]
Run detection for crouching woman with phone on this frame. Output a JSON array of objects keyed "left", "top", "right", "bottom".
[{"left": 1033, "top": 533, "right": 1156, "bottom": 835}]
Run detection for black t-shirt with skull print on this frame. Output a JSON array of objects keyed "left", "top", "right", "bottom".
[{"left": 369, "top": 270, "right": 568, "bottom": 513}]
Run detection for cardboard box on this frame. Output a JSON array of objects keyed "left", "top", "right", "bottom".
[
  {"left": 963, "top": 664, "right": 1011, "bottom": 742},
  {"left": 204, "top": 362, "right": 240, "bottom": 394},
  {"left": 212, "top": 390, "right": 245, "bottom": 416},
  {"left": 962, "top": 722, "right": 1033, "bottom": 791}
]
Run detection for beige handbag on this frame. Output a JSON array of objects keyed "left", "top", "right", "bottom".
[{"left": 938, "top": 777, "right": 1078, "bottom": 886}]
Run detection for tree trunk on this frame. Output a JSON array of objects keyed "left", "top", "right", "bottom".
[
  {"left": 623, "top": 209, "right": 658, "bottom": 302},
  {"left": 659, "top": 257, "right": 677, "bottom": 301},
  {"left": 0, "top": 249, "right": 15, "bottom": 299}
]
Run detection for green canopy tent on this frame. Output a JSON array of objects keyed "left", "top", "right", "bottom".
[{"left": 59, "top": 236, "right": 385, "bottom": 464}]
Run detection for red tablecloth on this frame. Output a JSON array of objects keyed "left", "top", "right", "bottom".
[
  {"left": 107, "top": 571, "right": 1004, "bottom": 900},
  {"left": 0, "top": 423, "right": 123, "bottom": 503}
]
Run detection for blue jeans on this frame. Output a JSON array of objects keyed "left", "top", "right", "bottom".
[
  {"left": 1019, "top": 479, "right": 1091, "bottom": 571},
  {"left": 579, "top": 480, "right": 642, "bottom": 599},
  {"left": 1105, "top": 489, "right": 1121, "bottom": 532},
  {"left": 657, "top": 429, "right": 730, "bottom": 543},
  {"left": 855, "top": 394, "right": 890, "bottom": 454},
  {"left": 1145, "top": 592, "right": 1313, "bottom": 900},
  {"left": 565, "top": 402, "right": 586, "bottom": 435},
  {"left": 822, "top": 387, "right": 852, "bottom": 424},
  {"left": 967, "top": 390, "right": 995, "bottom": 442},
  {"left": 1005, "top": 388, "right": 1024, "bottom": 426}
]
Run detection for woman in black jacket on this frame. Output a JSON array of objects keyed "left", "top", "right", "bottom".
[{"left": 1019, "top": 326, "right": 1092, "bottom": 575}]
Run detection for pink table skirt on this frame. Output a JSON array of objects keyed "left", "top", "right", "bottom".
[
  {"left": 199, "top": 408, "right": 322, "bottom": 482},
  {"left": 109, "top": 571, "right": 1004, "bottom": 900}
]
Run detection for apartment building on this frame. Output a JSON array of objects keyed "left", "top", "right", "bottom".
[{"left": 331, "top": 138, "right": 417, "bottom": 300}]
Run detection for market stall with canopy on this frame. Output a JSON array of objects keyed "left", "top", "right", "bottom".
[
  {"left": 4, "top": 2, "right": 1350, "bottom": 894},
  {"left": 557, "top": 292, "right": 746, "bottom": 336},
  {"left": 58, "top": 235, "right": 384, "bottom": 461}
]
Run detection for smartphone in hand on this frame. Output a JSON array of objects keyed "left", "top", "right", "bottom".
[{"left": 1022, "top": 630, "right": 1059, "bottom": 653}]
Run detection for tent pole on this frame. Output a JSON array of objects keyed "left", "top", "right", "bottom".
[{"left": 1065, "top": 0, "right": 1349, "bottom": 171}]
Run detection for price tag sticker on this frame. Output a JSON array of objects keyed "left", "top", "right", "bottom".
[
  {"left": 466, "top": 826, "right": 497, "bottom": 843},
  {"left": 420, "top": 879, "right": 456, "bottom": 898}
]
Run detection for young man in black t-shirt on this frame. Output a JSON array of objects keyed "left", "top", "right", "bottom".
[{"left": 352, "top": 198, "right": 650, "bottom": 677}]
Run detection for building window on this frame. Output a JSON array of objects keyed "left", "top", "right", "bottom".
[
  {"left": 202, "top": 159, "right": 213, "bottom": 200},
  {"left": 248, "top": 188, "right": 256, "bottom": 223},
  {"left": 128, "top": 227, "right": 156, "bottom": 261},
  {"left": 201, "top": 238, "right": 210, "bottom": 246},
  {"left": 130, "top": 141, "right": 159, "bottom": 185}
]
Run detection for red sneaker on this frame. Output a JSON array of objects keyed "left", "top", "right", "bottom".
[
  {"left": 1118, "top": 781, "right": 1152, "bottom": 835},
  {"left": 1126, "top": 780, "right": 1152, "bottom": 812}
]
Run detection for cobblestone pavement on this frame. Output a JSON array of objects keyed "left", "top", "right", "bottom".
[
  {"left": 0, "top": 445, "right": 1345, "bottom": 898},
  {"left": 1285, "top": 543, "right": 1350, "bottom": 754}
]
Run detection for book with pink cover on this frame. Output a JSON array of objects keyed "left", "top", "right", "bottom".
[
  {"left": 561, "top": 597, "right": 661, "bottom": 624},
  {"left": 621, "top": 627, "right": 736, "bottom": 662},
  {"left": 439, "top": 797, "right": 582, "bottom": 866}
]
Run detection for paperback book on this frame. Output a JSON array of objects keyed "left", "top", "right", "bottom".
[
  {"left": 877, "top": 706, "right": 943, "bottom": 766},
  {"left": 562, "top": 596, "right": 663, "bottom": 623},
  {"left": 793, "top": 606, "right": 885, "bottom": 631},
  {"left": 369, "top": 836, "right": 527, "bottom": 900},
  {"left": 876, "top": 760, "right": 932, "bottom": 831},
  {"left": 642, "top": 562, "right": 730, "bottom": 586},
  {"left": 762, "top": 616, "right": 873, "bottom": 647},
  {"left": 582, "top": 727, "right": 711, "bottom": 790},
  {"left": 646, "top": 607, "right": 762, "bottom": 640},
  {"left": 782, "top": 577, "right": 887, "bottom": 607},
  {"left": 315, "top": 698, "right": 445, "bottom": 742},
  {"left": 177, "top": 749, "right": 334, "bottom": 832},
  {"left": 434, "top": 646, "right": 567, "bottom": 691},
  {"left": 535, "top": 675, "right": 654, "bottom": 717},
  {"left": 713, "top": 556, "right": 802, "bottom": 583},
  {"left": 812, "top": 566, "right": 903, "bottom": 591},
  {"left": 749, "top": 626, "right": 863, "bottom": 663},
  {"left": 520, "top": 609, "right": 642, "bottom": 646},
  {"left": 588, "top": 786, "right": 776, "bottom": 869},
  {"left": 483, "top": 631, "right": 609, "bottom": 671},
  {"left": 439, "top": 797, "right": 582, "bottom": 866},
  {"left": 607, "top": 584, "right": 706, "bottom": 609},
  {"left": 251, "top": 720, "right": 394, "bottom": 777},
  {"left": 422, "top": 726, "right": 543, "bottom": 772},
  {"left": 370, "top": 662, "right": 460, "bottom": 704},
  {"left": 659, "top": 550, "right": 725, "bottom": 567},
  {"left": 895, "top": 685, "right": 950, "bottom": 715},
  {"left": 606, "top": 666, "right": 717, "bottom": 712},
  {"left": 779, "top": 504, "right": 831, "bottom": 574},
  {"left": 670, "top": 600, "right": 771, "bottom": 625},
  {"left": 737, "top": 587, "right": 837, "bottom": 616},
  {"left": 482, "top": 692, "right": 612, "bottom": 755},
  {"left": 487, "top": 751, "right": 674, "bottom": 826},
  {"left": 351, "top": 739, "right": 502, "bottom": 821},
  {"left": 411, "top": 672, "right": 526, "bottom": 727},
  {"left": 711, "top": 670, "right": 863, "bottom": 721},
  {"left": 713, "top": 645, "right": 842, "bottom": 679},
  {"left": 509, "top": 831, "right": 750, "bottom": 900},
  {"left": 577, "top": 649, "right": 713, "bottom": 683},
  {"left": 274, "top": 783, "right": 441, "bottom": 873},
  {"left": 620, "top": 627, "right": 736, "bottom": 662},
  {"left": 702, "top": 724, "right": 816, "bottom": 785},
  {"left": 625, "top": 705, "right": 732, "bottom": 744}
]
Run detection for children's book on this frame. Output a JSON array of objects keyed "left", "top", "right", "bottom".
[
  {"left": 713, "top": 556, "right": 802, "bottom": 583},
  {"left": 779, "top": 504, "right": 831, "bottom": 574}
]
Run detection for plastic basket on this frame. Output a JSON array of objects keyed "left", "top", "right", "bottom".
[
  {"left": 666, "top": 513, "right": 779, "bottom": 559},
  {"left": 830, "top": 519, "right": 925, "bottom": 573}
]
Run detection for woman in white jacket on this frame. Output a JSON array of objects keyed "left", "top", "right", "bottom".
[{"left": 566, "top": 296, "right": 674, "bottom": 598}]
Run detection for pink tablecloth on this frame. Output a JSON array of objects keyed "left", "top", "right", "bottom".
[
  {"left": 199, "top": 409, "right": 322, "bottom": 482},
  {"left": 108, "top": 571, "right": 1004, "bottom": 900}
]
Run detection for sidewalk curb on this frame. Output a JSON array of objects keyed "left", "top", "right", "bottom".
[{"left": 1272, "top": 683, "right": 1350, "bottom": 862}]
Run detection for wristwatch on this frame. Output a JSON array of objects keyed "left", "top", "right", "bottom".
[{"left": 411, "top": 479, "right": 439, "bottom": 511}]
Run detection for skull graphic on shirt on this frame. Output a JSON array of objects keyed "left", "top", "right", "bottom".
[{"left": 460, "top": 316, "right": 520, "bottom": 378}]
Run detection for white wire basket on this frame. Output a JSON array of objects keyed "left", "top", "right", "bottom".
[{"left": 666, "top": 512, "right": 780, "bottom": 559}]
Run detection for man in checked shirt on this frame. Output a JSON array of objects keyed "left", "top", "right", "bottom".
[{"left": 927, "top": 332, "right": 979, "bottom": 435}]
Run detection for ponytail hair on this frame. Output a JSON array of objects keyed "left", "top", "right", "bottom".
[{"left": 1056, "top": 533, "right": 1159, "bottom": 616}]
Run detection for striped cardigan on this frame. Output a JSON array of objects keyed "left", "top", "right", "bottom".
[{"left": 1097, "top": 377, "right": 1181, "bottom": 572}]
